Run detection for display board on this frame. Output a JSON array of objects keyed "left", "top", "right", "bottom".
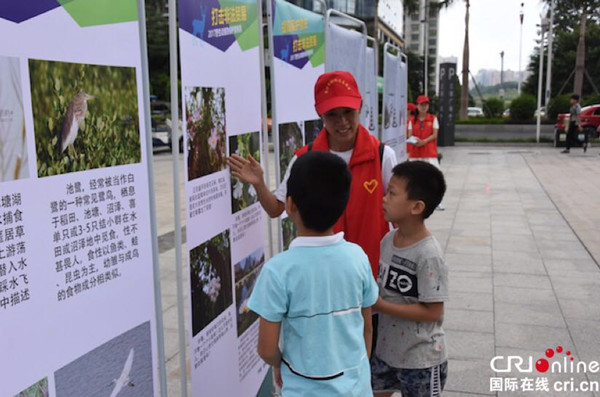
[
  {"left": 269, "top": 0, "right": 324, "bottom": 249},
  {"left": 177, "top": 0, "right": 269, "bottom": 395},
  {"left": 382, "top": 45, "right": 407, "bottom": 161},
  {"left": 0, "top": 1, "right": 162, "bottom": 396}
]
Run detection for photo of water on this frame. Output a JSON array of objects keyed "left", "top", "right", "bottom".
[{"left": 54, "top": 322, "right": 154, "bottom": 397}]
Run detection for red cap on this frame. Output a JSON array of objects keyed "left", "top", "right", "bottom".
[
  {"left": 416, "top": 95, "right": 430, "bottom": 104},
  {"left": 314, "top": 71, "right": 362, "bottom": 115},
  {"left": 407, "top": 103, "right": 416, "bottom": 112}
]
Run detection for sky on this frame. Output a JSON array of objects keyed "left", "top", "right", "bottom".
[{"left": 437, "top": 0, "right": 548, "bottom": 74}]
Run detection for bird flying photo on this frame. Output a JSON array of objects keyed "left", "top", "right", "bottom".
[{"left": 109, "top": 348, "right": 135, "bottom": 397}]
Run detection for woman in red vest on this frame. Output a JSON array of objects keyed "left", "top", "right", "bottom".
[
  {"left": 228, "top": 71, "right": 397, "bottom": 278},
  {"left": 407, "top": 95, "right": 444, "bottom": 210}
]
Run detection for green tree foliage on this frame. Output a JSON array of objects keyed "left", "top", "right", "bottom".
[
  {"left": 30, "top": 60, "right": 141, "bottom": 177},
  {"left": 509, "top": 95, "right": 537, "bottom": 122},
  {"left": 547, "top": 94, "right": 572, "bottom": 121},
  {"left": 483, "top": 97, "right": 504, "bottom": 118},
  {"left": 524, "top": 5, "right": 600, "bottom": 101},
  {"left": 145, "top": 0, "right": 170, "bottom": 100}
]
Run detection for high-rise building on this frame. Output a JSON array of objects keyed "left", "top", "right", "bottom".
[{"left": 403, "top": 0, "right": 440, "bottom": 93}]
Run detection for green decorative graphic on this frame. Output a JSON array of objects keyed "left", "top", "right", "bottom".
[
  {"left": 58, "top": 0, "right": 138, "bottom": 27},
  {"left": 219, "top": 0, "right": 259, "bottom": 50}
]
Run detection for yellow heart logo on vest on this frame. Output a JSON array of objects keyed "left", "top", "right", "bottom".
[{"left": 363, "top": 179, "right": 378, "bottom": 194}]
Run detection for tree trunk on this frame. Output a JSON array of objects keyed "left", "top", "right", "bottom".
[
  {"left": 573, "top": 6, "right": 586, "bottom": 96},
  {"left": 459, "top": 0, "right": 470, "bottom": 120}
]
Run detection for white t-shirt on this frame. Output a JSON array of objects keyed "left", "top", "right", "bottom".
[{"left": 274, "top": 145, "right": 397, "bottom": 202}]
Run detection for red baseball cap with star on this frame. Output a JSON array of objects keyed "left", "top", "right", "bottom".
[{"left": 314, "top": 71, "right": 362, "bottom": 115}]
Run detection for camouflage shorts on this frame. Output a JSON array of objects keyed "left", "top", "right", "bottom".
[{"left": 371, "top": 355, "right": 448, "bottom": 397}]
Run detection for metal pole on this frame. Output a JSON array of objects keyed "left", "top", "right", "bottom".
[
  {"left": 167, "top": 0, "right": 188, "bottom": 395},
  {"left": 518, "top": 2, "right": 524, "bottom": 95},
  {"left": 423, "top": 0, "right": 429, "bottom": 94},
  {"left": 138, "top": 0, "right": 168, "bottom": 396},
  {"left": 536, "top": 18, "right": 546, "bottom": 144},
  {"left": 545, "top": 0, "right": 555, "bottom": 110}
]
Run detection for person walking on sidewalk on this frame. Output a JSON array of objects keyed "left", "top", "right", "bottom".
[
  {"left": 561, "top": 94, "right": 586, "bottom": 153},
  {"left": 228, "top": 71, "right": 397, "bottom": 279},
  {"left": 407, "top": 95, "right": 444, "bottom": 210}
]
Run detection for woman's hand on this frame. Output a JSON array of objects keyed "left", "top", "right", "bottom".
[{"left": 228, "top": 154, "right": 264, "bottom": 185}]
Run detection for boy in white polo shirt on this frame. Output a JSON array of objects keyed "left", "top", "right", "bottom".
[{"left": 248, "top": 151, "right": 378, "bottom": 396}]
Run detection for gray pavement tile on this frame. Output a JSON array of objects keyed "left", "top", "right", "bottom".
[
  {"left": 558, "top": 298, "right": 600, "bottom": 321},
  {"left": 445, "top": 253, "right": 492, "bottom": 267},
  {"left": 448, "top": 235, "right": 492, "bottom": 247},
  {"left": 492, "top": 257, "right": 547, "bottom": 275},
  {"left": 553, "top": 282, "right": 600, "bottom": 302},
  {"left": 494, "top": 286, "right": 558, "bottom": 306},
  {"left": 446, "top": 291, "right": 493, "bottom": 312},
  {"left": 539, "top": 247, "right": 593, "bottom": 261},
  {"left": 544, "top": 258, "right": 600, "bottom": 274},
  {"left": 492, "top": 225, "right": 536, "bottom": 236},
  {"left": 566, "top": 319, "right": 600, "bottom": 363},
  {"left": 445, "top": 309, "right": 494, "bottom": 333},
  {"left": 495, "top": 323, "right": 573, "bottom": 351},
  {"left": 493, "top": 239, "right": 540, "bottom": 254},
  {"left": 450, "top": 271, "right": 494, "bottom": 294},
  {"left": 495, "top": 301, "right": 567, "bottom": 328},
  {"left": 446, "top": 243, "right": 492, "bottom": 256},
  {"left": 493, "top": 273, "right": 552, "bottom": 290},
  {"left": 443, "top": 359, "right": 495, "bottom": 396},
  {"left": 450, "top": 228, "right": 492, "bottom": 239},
  {"left": 446, "top": 329, "right": 495, "bottom": 361}
]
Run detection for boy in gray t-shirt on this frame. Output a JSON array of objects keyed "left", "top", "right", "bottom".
[{"left": 371, "top": 161, "right": 448, "bottom": 397}]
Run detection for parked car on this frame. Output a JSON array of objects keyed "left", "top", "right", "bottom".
[
  {"left": 467, "top": 107, "right": 484, "bottom": 117},
  {"left": 554, "top": 104, "right": 600, "bottom": 147}
]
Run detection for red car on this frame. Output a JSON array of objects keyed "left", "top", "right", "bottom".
[{"left": 555, "top": 104, "right": 600, "bottom": 147}]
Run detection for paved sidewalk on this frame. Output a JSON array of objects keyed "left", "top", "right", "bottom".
[{"left": 152, "top": 145, "right": 600, "bottom": 396}]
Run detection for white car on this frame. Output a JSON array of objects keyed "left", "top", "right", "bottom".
[{"left": 467, "top": 107, "right": 484, "bottom": 117}]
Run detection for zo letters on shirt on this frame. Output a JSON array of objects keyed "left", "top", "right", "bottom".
[{"left": 384, "top": 255, "right": 418, "bottom": 298}]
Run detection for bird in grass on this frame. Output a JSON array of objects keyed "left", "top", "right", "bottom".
[
  {"left": 109, "top": 348, "right": 135, "bottom": 397},
  {"left": 59, "top": 90, "right": 94, "bottom": 154}
]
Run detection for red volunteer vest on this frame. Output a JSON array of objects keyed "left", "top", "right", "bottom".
[
  {"left": 295, "top": 125, "right": 388, "bottom": 278},
  {"left": 408, "top": 113, "right": 438, "bottom": 158}
]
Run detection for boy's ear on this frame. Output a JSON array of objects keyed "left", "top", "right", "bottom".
[
  {"left": 285, "top": 196, "right": 297, "bottom": 215},
  {"left": 411, "top": 200, "right": 426, "bottom": 216}
]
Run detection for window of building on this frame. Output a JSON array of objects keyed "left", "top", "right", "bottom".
[
  {"left": 411, "top": 23, "right": 419, "bottom": 31},
  {"left": 412, "top": 34, "right": 419, "bottom": 41},
  {"left": 410, "top": 44, "right": 419, "bottom": 51},
  {"left": 411, "top": 14, "right": 419, "bottom": 21},
  {"left": 429, "top": 48, "right": 436, "bottom": 55},
  {"left": 429, "top": 39, "right": 436, "bottom": 45}
]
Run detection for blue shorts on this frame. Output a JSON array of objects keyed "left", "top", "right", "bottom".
[{"left": 371, "top": 355, "right": 448, "bottom": 397}]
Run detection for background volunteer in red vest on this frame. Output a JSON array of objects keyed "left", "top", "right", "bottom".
[
  {"left": 228, "top": 71, "right": 397, "bottom": 278},
  {"left": 407, "top": 95, "right": 445, "bottom": 210}
]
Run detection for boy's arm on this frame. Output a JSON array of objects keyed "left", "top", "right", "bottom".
[
  {"left": 361, "top": 307, "right": 373, "bottom": 357},
  {"left": 257, "top": 317, "right": 282, "bottom": 367},
  {"left": 374, "top": 297, "right": 443, "bottom": 323}
]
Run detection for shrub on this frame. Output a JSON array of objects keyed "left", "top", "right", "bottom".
[
  {"left": 509, "top": 95, "right": 536, "bottom": 122},
  {"left": 483, "top": 97, "right": 504, "bottom": 118},
  {"left": 547, "top": 94, "right": 571, "bottom": 122},
  {"left": 582, "top": 94, "right": 600, "bottom": 107}
]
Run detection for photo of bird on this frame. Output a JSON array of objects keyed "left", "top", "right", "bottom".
[
  {"left": 109, "top": 348, "right": 135, "bottom": 397},
  {"left": 59, "top": 90, "right": 94, "bottom": 154}
]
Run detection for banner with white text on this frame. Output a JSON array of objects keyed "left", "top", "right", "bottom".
[
  {"left": 177, "top": 0, "right": 268, "bottom": 395},
  {"left": 0, "top": 1, "right": 161, "bottom": 396}
]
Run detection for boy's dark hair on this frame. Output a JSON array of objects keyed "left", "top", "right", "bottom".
[
  {"left": 571, "top": 94, "right": 580, "bottom": 101},
  {"left": 287, "top": 151, "right": 352, "bottom": 232},
  {"left": 392, "top": 161, "right": 446, "bottom": 219}
]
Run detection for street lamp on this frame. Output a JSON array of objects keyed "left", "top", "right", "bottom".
[
  {"left": 517, "top": 3, "right": 524, "bottom": 96},
  {"left": 500, "top": 51, "right": 504, "bottom": 87},
  {"left": 536, "top": 16, "right": 549, "bottom": 143}
]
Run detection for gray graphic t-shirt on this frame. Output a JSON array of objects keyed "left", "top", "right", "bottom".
[{"left": 375, "top": 231, "right": 449, "bottom": 369}]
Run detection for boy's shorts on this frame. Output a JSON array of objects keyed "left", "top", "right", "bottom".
[{"left": 371, "top": 354, "right": 448, "bottom": 397}]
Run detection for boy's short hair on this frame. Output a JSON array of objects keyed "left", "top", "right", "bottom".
[
  {"left": 287, "top": 151, "right": 352, "bottom": 232},
  {"left": 392, "top": 161, "right": 446, "bottom": 219},
  {"left": 571, "top": 94, "right": 580, "bottom": 101}
]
